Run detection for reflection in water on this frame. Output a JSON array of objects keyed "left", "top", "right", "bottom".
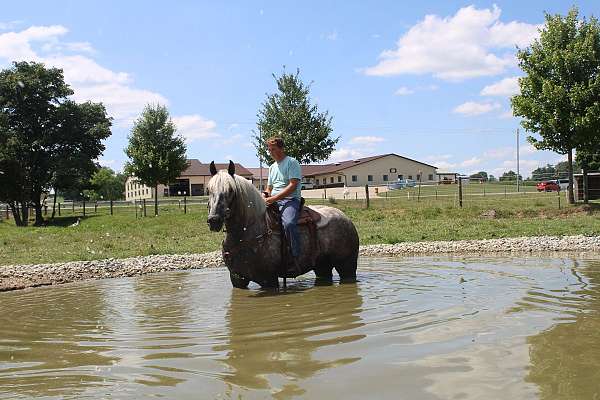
[
  {"left": 216, "top": 282, "right": 364, "bottom": 398},
  {"left": 525, "top": 259, "right": 600, "bottom": 399},
  {"left": 0, "top": 284, "right": 118, "bottom": 398},
  {"left": 1, "top": 256, "right": 600, "bottom": 399}
]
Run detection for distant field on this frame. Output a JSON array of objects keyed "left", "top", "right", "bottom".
[{"left": 1, "top": 196, "right": 599, "bottom": 266}]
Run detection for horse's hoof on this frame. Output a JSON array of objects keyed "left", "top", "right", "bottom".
[{"left": 229, "top": 272, "right": 250, "bottom": 289}]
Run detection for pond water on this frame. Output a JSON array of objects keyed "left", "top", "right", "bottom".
[{"left": 1, "top": 256, "right": 600, "bottom": 399}]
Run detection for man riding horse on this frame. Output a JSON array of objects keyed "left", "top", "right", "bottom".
[{"left": 262, "top": 136, "right": 303, "bottom": 276}]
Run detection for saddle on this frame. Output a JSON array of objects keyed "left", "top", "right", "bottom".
[{"left": 266, "top": 197, "right": 321, "bottom": 277}]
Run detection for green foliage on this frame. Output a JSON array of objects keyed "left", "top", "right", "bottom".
[
  {"left": 512, "top": 8, "right": 600, "bottom": 153},
  {"left": 0, "top": 61, "right": 111, "bottom": 226},
  {"left": 511, "top": 7, "right": 600, "bottom": 203},
  {"left": 499, "top": 171, "right": 523, "bottom": 181},
  {"left": 253, "top": 69, "right": 339, "bottom": 164},
  {"left": 85, "top": 167, "right": 126, "bottom": 201},
  {"left": 469, "top": 171, "right": 488, "bottom": 181},
  {"left": 124, "top": 104, "right": 188, "bottom": 188}
]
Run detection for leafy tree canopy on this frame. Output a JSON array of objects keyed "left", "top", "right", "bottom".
[{"left": 253, "top": 69, "right": 339, "bottom": 164}]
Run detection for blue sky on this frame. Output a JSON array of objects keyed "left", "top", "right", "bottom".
[{"left": 1, "top": 1, "right": 597, "bottom": 178}]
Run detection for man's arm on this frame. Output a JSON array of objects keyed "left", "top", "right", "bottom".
[{"left": 265, "top": 179, "right": 298, "bottom": 204}]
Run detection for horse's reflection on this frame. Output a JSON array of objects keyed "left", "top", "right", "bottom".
[{"left": 216, "top": 280, "right": 365, "bottom": 397}]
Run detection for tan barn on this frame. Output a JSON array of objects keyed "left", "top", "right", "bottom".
[
  {"left": 303, "top": 153, "right": 437, "bottom": 188},
  {"left": 125, "top": 159, "right": 252, "bottom": 201},
  {"left": 248, "top": 153, "right": 437, "bottom": 189}
]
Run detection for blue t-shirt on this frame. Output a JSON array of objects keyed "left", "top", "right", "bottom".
[{"left": 268, "top": 156, "right": 302, "bottom": 199}]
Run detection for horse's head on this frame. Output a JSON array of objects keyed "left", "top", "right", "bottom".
[{"left": 207, "top": 160, "right": 237, "bottom": 231}]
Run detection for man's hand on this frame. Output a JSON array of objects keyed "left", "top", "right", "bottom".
[{"left": 265, "top": 196, "right": 277, "bottom": 206}]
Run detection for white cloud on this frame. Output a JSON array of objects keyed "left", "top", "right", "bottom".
[
  {"left": 520, "top": 143, "right": 538, "bottom": 155},
  {"left": 97, "top": 159, "right": 115, "bottom": 167},
  {"left": 460, "top": 157, "right": 482, "bottom": 167},
  {"left": 328, "top": 147, "right": 369, "bottom": 162},
  {"left": 0, "top": 25, "right": 170, "bottom": 126},
  {"left": 453, "top": 101, "right": 501, "bottom": 116},
  {"left": 72, "top": 84, "right": 168, "bottom": 126},
  {"left": 173, "top": 114, "right": 219, "bottom": 143},
  {"left": 394, "top": 86, "right": 414, "bottom": 96},
  {"left": 0, "top": 20, "right": 23, "bottom": 31},
  {"left": 349, "top": 136, "right": 385, "bottom": 145},
  {"left": 481, "top": 76, "right": 520, "bottom": 96},
  {"left": 483, "top": 147, "right": 513, "bottom": 159},
  {"left": 326, "top": 30, "right": 338, "bottom": 41},
  {"left": 364, "top": 5, "right": 539, "bottom": 81}
]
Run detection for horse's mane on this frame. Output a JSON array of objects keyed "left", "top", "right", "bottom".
[{"left": 207, "top": 171, "right": 266, "bottom": 222}]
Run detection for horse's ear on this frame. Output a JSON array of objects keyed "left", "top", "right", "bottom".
[
  {"left": 228, "top": 160, "right": 235, "bottom": 176},
  {"left": 209, "top": 161, "right": 217, "bottom": 176}
]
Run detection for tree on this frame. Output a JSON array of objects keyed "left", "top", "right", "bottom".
[
  {"left": 499, "top": 170, "right": 523, "bottom": 182},
  {"left": 85, "top": 167, "right": 126, "bottom": 201},
  {"left": 531, "top": 164, "right": 557, "bottom": 181},
  {"left": 469, "top": 171, "right": 488, "bottom": 181},
  {"left": 0, "top": 62, "right": 111, "bottom": 226},
  {"left": 488, "top": 175, "right": 497, "bottom": 182},
  {"left": 511, "top": 8, "right": 600, "bottom": 204},
  {"left": 253, "top": 69, "right": 339, "bottom": 165},
  {"left": 124, "top": 104, "right": 187, "bottom": 216}
]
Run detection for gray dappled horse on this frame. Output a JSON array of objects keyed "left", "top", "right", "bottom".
[{"left": 206, "top": 161, "right": 359, "bottom": 289}]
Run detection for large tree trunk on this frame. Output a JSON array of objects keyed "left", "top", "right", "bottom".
[
  {"left": 154, "top": 184, "right": 159, "bottom": 216},
  {"left": 33, "top": 197, "right": 44, "bottom": 226},
  {"left": 567, "top": 148, "right": 575, "bottom": 205},
  {"left": 10, "top": 202, "right": 23, "bottom": 226},
  {"left": 20, "top": 202, "right": 29, "bottom": 227}
]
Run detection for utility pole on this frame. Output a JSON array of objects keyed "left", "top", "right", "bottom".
[{"left": 516, "top": 128, "right": 520, "bottom": 193}]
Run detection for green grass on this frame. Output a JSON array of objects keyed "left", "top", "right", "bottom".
[{"left": 1, "top": 197, "right": 599, "bottom": 266}]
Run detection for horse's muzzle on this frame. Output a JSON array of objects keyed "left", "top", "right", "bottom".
[{"left": 207, "top": 215, "right": 224, "bottom": 232}]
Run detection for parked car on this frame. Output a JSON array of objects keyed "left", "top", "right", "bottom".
[
  {"left": 301, "top": 182, "right": 314, "bottom": 190},
  {"left": 556, "top": 179, "right": 569, "bottom": 191},
  {"left": 536, "top": 181, "right": 560, "bottom": 192}
]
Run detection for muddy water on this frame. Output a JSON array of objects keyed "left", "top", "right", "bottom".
[{"left": 1, "top": 256, "right": 600, "bottom": 399}]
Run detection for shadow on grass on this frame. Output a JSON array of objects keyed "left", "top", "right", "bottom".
[{"left": 43, "top": 215, "right": 100, "bottom": 227}]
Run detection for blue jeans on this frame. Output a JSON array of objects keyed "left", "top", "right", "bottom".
[{"left": 277, "top": 198, "right": 301, "bottom": 258}]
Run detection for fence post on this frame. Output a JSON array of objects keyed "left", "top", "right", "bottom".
[
  {"left": 72, "top": 201, "right": 75, "bottom": 214},
  {"left": 44, "top": 205, "right": 47, "bottom": 215},
  {"left": 458, "top": 177, "right": 463, "bottom": 208},
  {"left": 110, "top": 200, "right": 113, "bottom": 215},
  {"left": 58, "top": 202, "right": 61, "bottom": 216},
  {"left": 94, "top": 202, "right": 98, "bottom": 213},
  {"left": 143, "top": 199, "right": 147, "bottom": 217},
  {"left": 557, "top": 189, "right": 561, "bottom": 210},
  {"left": 5, "top": 204, "right": 9, "bottom": 219},
  {"left": 135, "top": 199, "right": 138, "bottom": 218},
  {"left": 355, "top": 192, "right": 357, "bottom": 200},
  {"left": 83, "top": 199, "right": 86, "bottom": 216},
  {"left": 436, "top": 188, "right": 438, "bottom": 200},
  {"left": 504, "top": 185, "right": 507, "bottom": 198},
  {"left": 184, "top": 196, "right": 187, "bottom": 214},
  {"left": 365, "top": 185, "right": 370, "bottom": 209}
]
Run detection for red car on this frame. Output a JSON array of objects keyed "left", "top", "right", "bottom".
[{"left": 536, "top": 181, "right": 560, "bottom": 192}]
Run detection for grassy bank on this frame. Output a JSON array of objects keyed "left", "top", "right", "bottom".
[{"left": 1, "top": 196, "right": 599, "bottom": 266}]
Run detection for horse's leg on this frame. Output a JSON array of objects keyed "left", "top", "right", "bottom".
[
  {"left": 259, "top": 275, "right": 279, "bottom": 289},
  {"left": 229, "top": 271, "right": 250, "bottom": 289},
  {"left": 334, "top": 253, "right": 358, "bottom": 283},
  {"left": 313, "top": 256, "right": 333, "bottom": 283}
]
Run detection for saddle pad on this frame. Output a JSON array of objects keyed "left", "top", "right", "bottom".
[{"left": 297, "top": 206, "right": 322, "bottom": 225}]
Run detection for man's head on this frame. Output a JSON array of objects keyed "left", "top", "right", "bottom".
[{"left": 267, "top": 136, "right": 285, "bottom": 162}]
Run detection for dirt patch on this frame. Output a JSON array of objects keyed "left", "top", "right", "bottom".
[{"left": 480, "top": 209, "right": 497, "bottom": 219}]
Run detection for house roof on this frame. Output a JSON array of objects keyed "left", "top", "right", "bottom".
[
  {"left": 181, "top": 159, "right": 252, "bottom": 177},
  {"left": 246, "top": 167, "right": 269, "bottom": 179},
  {"left": 246, "top": 154, "right": 437, "bottom": 178},
  {"left": 301, "top": 153, "right": 437, "bottom": 176}
]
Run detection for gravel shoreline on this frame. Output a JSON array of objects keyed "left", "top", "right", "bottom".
[{"left": 2, "top": 235, "right": 599, "bottom": 292}]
